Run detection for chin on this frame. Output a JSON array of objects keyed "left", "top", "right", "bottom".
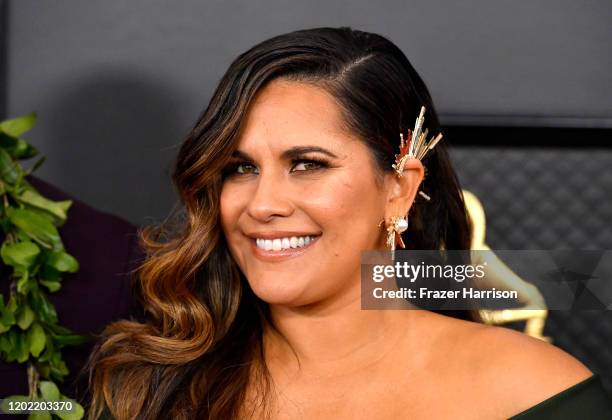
[{"left": 247, "top": 278, "right": 315, "bottom": 307}]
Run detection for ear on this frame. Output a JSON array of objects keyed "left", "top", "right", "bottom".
[{"left": 383, "top": 158, "right": 424, "bottom": 223}]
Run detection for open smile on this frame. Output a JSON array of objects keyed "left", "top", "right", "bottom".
[{"left": 248, "top": 233, "right": 321, "bottom": 262}]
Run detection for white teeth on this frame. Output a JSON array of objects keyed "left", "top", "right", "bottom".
[
  {"left": 272, "top": 239, "right": 282, "bottom": 251},
  {"left": 255, "top": 235, "right": 318, "bottom": 251}
]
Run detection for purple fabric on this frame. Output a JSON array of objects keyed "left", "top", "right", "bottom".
[{"left": 0, "top": 176, "right": 146, "bottom": 406}]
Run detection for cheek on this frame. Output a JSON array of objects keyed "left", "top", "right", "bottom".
[{"left": 301, "top": 174, "right": 383, "bottom": 248}]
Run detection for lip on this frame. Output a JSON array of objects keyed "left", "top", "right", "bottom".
[
  {"left": 248, "top": 233, "right": 321, "bottom": 262},
  {"left": 245, "top": 231, "right": 321, "bottom": 239}
]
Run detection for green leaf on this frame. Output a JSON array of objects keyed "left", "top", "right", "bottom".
[
  {"left": 45, "top": 323, "right": 72, "bottom": 335},
  {"left": 16, "top": 140, "right": 38, "bottom": 159},
  {"left": 1, "top": 296, "right": 17, "bottom": 326},
  {"left": 16, "top": 330, "right": 30, "bottom": 362},
  {"left": 0, "top": 131, "right": 18, "bottom": 148},
  {"left": 50, "top": 360, "right": 69, "bottom": 381},
  {"left": 16, "top": 304, "right": 35, "bottom": 330},
  {"left": 55, "top": 396, "right": 84, "bottom": 420},
  {"left": 54, "top": 334, "right": 89, "bottom": 347},
  {"left": 0, "top": 318, "right": 15, "bottom": 333},
  {"left": 0, "top": 241, "right": 41, "bottom": 269},
  {"left": 0, "top": 296, "right": 10, "bottom": 332},
  {"left": 4, "top": 328, "right": 19, "bottom": 361},
  {"left": 38, "top": 339, "right": 55, "bottom": 363},
  {"left": 0, "top": 148, "right": 21, "bottom": 183},
  {"left": 45, "top": 251, "right": 79, "bottom": 273},
  {"left": 30, "top": 289, "right": 58, "bottom": 324},
  {"left": 0, "top": 295, "right": 8, "bottom": 332},
  {"left": 28, "top": 411, "right": 52, "bottom": 420},
  {"left": 1, "top": 395, "right": 30, "bottom": 414},
  {"left": 16, "top": 271, "right": 31, "bottom": 295},
  {"left": 26, "top": 155, "right": 46, "bottom": 175},
  {"left": 2, "top": 330, "right": 15, "bottom": 360},
  {"left": 27, "top": 322, "right": 46, "bottom": 357},
  {"left": 0, "top": 112, "right": 37, "bottom": 137},
  {"left": 0, "top": 218, "right": 12, "bottom": 232},
  {"left": 40, "top": 264, "right": 62, "bottom": 282},
  {"left": 17, "top": 206, "right": 57, "bottom": 225},
  {"left": 0, "top": 320, "right": 9, "bottom": 333},
  {"left": 38, "top": 380, "right": 60, "bottom": 401},
  {"left": 16, "top": 230, "right": 32, "bottom": 242},
  {"left": 6, "top": 295, "right": 18, "bottom": 314},
  {"left": 40, "top": 280, "right": 61, "bottom": 292},
  {"left": 7, "top": 207, "right": 63, "bottom": 250},
  {"left": 0, "top": 130, "right": 39, "bottom": 160},
  {"left": 17, "top": 190, "right": 72, "bottom": 222},
  {"left": 0, "top": 332, "right": 12, "bottom": 354}
]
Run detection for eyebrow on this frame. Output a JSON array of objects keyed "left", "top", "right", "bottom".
[{"left": 231, "top": 146, "right": 340, "bottom": 161}]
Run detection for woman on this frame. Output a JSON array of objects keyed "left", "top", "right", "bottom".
[{"left": 87, "top": 27, "right": 611, "bottom": 419}]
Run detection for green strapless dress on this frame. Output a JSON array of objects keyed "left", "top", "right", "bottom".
[{"left": 509, "top": 374, "right": 612, "bottom": 419}]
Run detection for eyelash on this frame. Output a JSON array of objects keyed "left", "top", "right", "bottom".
[{"left": 223, "top": 158, "right": 329, "bottom": 177}]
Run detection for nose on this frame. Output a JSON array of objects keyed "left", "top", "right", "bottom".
[{"left": 246, "top": 170, "right": 294, "bottom": 222}]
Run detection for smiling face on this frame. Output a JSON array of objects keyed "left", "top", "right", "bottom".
[{"left": 220, "top": 79, "right": 417, "bottom": 308}]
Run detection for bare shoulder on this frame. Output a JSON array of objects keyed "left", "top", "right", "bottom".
[
  {"left": 472, "top": 321, "right": 591, "bottom": 380},
  {"left": 435, "top": 314, "right": 593, "bottom": 415}
]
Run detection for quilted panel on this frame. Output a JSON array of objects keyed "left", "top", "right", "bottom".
[{"left": 450, "top": 147, "right": 612, "bottom": 250}]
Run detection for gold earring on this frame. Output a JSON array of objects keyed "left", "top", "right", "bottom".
[
  {"left": 391, "top": 106, "right": 443, "bottom": 202},
  {"left": 383, "top": 216, "right": 408, "bottom": 251},
  {"left": 379, "top": 106, "right": 442, "bottom": 251}
]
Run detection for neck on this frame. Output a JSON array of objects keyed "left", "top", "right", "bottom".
[{"left": 264, "top": 280, "right": 414, "bottom": 377}]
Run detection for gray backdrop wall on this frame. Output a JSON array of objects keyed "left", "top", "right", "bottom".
[{"left": 3, "top": 0, "right": 611, "bottom": 225}]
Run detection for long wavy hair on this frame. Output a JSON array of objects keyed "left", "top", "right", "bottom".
[{"left": 86, "top": 27, "right": 473, "bottom": 419}]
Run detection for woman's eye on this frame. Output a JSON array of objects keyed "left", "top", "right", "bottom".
[
  {"left": 224, "top": 159, "right": 327, "bottom": 178},
  {"left": 291, "top": 160, "right": 324, "bottom": 172},
  {"left": 235, "top": 163, "right": 258, "bottom": 174},
  {"left": 223, "top": 162, "right": 258, "bottom": 178}
]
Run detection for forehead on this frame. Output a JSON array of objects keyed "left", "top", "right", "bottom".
[{"left": 236, "top": 79, "right": 354, "bottom": 151}]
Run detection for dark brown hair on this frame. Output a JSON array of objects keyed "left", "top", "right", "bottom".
[{"left": 87, "top": 27, "right": 473, "bottom": 419}]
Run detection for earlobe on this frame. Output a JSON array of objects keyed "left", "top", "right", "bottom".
[
  {"left": 383, "top": 215, "right": 409, "bottom": 251},
  {"left": 381, "top": 162, "right": 422, "bottom": 251}
]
